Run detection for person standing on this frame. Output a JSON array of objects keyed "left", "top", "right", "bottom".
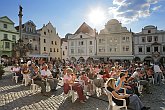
[{"left": 153, "top": 63, "right": 162, "bottom": 85}]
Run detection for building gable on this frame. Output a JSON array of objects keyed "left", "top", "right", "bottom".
[
  {"left": 69, "top": 33, "right": 94, "bottom": 40},
  {"left": 0, "top": 16, "right": 14, "bottom": 24},
  {"left": 74, "top": 22, "right": 96, "bottom": 37}
]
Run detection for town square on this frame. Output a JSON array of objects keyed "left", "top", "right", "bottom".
[{"left": 0, "top": 0, "right": 165, "bottom": 110}]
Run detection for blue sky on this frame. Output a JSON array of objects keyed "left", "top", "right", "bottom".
[{"left": 0, "top": 0, "right": 165, "bottom": 37}]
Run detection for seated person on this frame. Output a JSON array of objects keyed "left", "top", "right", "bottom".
[
  {"left": 79, "top": 71, "right": 94, "bottom": 95},
  {"left": 30, "top": 66, "right": 49, "bottom": 96},
  {"left": 116, "top": 72, "right": 133, "bottom": 94},
  {"left": 116, "top": 72, "right": 140, "bottom": 96},
  {"left": 93, "top": 70, "right": 105, "bottom": 88},
  {"left": 12, "top": 64, "right": 22, "bottom": 82},
  {"left": 41, "top": 64, "right": 59, "bottom": 92},
  {"left": 22, "top": 64, "right": 31, "bottom": 85},
  {"left": 63, "top": 68, "right": 86, "bottom": 103},
  {"left": 106, "top": 78, "right": 150, "bottom": 110},
  {"left": 127, "top": 68, "right": 151, "bottom": 94}
]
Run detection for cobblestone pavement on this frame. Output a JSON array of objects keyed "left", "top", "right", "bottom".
[{"left": 0, "top": 66, "right": 165, "bottom": 110}]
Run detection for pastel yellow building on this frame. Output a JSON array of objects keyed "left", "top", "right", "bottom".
[
  {"left": 37, "top": 22, "right": 61, "bottom": 60},
  {"left": 97, "top": 19, "right": 134, "bottom": 61}
]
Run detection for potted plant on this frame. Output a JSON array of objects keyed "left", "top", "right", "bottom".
[{"left": 0, "top": 64, "right": 5, "bottom": 80}]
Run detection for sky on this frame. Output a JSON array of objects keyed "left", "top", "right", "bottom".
[{"left": 0, "top": 0, "right": 165, "bottom": 37}]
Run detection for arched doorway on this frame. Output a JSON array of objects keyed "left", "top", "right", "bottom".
[
  {"left": 144, "top": 56, "right": 154, "bottom": 66},
  {"left": 86, "top": 57, "right": 93, "bottom": 64},
  {"left": 133, "top": 57, "right": 141, "bottom": 62},
  {"left": 78, "top": 57, "right": 85, "bottom": 63},
  {"left": 70, "top": 57, "right": 76, "bottom": 63}
]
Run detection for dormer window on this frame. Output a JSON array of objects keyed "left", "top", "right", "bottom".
[
  {"left": 148, "top": 30, "right": 151, "bottom": 33},
  {"left": 44, "top": 32, "right": 46, "bottom": 35},
  {"left": 154, "top": 36, "right": 158, "bottom": 42},
  {"left": 4, "top": 24, "right": 7, "bottom": 28},
  {"left": 80, "top": 35, "right": 82, "bottom": 38}
]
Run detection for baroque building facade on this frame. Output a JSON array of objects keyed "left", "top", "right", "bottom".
[
  {"left": 133, "top": 25, "right": 165, "bottom": 65},
  {"left": 61, "top": 38, "right": 68, "bottom": 61},
  {"left": 15, "top": 20, "right": 40, "bottom": 56},
  {"left": 67, "top": 22, "right": 97, "bottom": 62},
  {"left": 37, "top": 22, "right": 61, "bottom": 60},
  {"left": 0, "top": 16, "right": 19, "bottom": 58},
  {"left": 96, "top": 19, "right": 134, "bottom": 62}
]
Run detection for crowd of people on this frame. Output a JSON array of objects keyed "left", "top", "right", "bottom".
[{"left": 11, "top": 58, "right": 165, "bottom": 110}]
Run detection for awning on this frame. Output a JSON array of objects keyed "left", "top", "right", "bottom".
[
  {"left": 28, "top": 54, "right": 49, "bottom": 58},
  {"left": 109, "top": 56, "right": 134, "bottom": 60}
]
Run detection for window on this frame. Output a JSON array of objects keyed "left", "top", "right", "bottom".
[
  {"left": 81, "top": 41, "right": 83, "bottom": 45},
  {"left": 126, "top": 37, "right": 129, "bottom": 42},
  {"left": 122, "top": 37, "right": 125, "bottom": 41},
  {"left": 147, "top": 36, "right": 152, "bottom": 42},
  {"left": 50, "top": 48, "right": 52, "bottom": 52},
  {"left": 54, "top": 48, "right": 56, "bottom": 52},
  {"left": 44, "top": 39, "right": 46, "bottom": 43},
  {"left": 154, "top": 36, "right": 158, "bottom": 42},
  {"left": 99, "top": 47, "right": 105, "bottom": 52},
  {"left": 80, "top": 35, "right": 82, "bottom": 38},
  {"left": 35, "top": 45, "right": 37, "bottom": 50},
  {"left": 148, "top": 30, "right": 151, "bottom": 33},
  {"left": 63, "top": 51, "right": 65, "bottom": 55},
  {"left": 12, "top": 35, "right": 16, "bottom": 41},
  {"left": 123, "top": 46, "right": 125, "bottom": 51},
  {"left": 71, "top": 41, "right": 74, "bottom": 46},
  {"left": 71, "top": 49, "right": 74, "bottom": 54},
  {"left": 12, "top": 43, "right": 15, "bottom": 49},
  {"left": 146, "top": 47, "right": 150, "bottom": 52},
  {"left": 4, "top": 24, "right": 7, "bottom": 28},
  {"left": 78, "top": 49, "right": 81, "bottom": 53},
  {"left": 5, "top": 42, "right": 10, "bottom": 49},
  {"left": 65, "top": 46, "right": 67, "bottom": 49},
  {"left": 142, "top": 37, "right": 146, "bottom": 42},
  {"left": 48, "top": 29, "right": 50, "bottom": 33},
  {"left": 139, "top": 47, "right": 142, "bottom": 52},
  {"left": 44, "top": 32, "right": 46, "bottom": 35},
  {"left": 44, "top": 47, "right": 46, "bottom": 51},
  {"left": 89, "top": 48, "right": 93, "bottom": 53},
  {"left": 99, "top": 39, "right": 105, "bottom": 44},
  {"left": 114, "top": 38, "right": 117, "bottom": 42},
  {"left": 55, "top": 41, "right": 57, "bottom": 45},
  {"left": 4, "top": 34, "right": 8, "bottom": 39},
  {"left": 154, "top": 46, "right": 158, "bottom": 52},
  {"left": 89, "top": 41, "right": 92, "bottom": 45},
  {"left": 57, "top": 48, "right": 59, "bottom": 52},
  {"left": 109, "top": 48, "right": 112, "bottom": 52},
  {"left": 163, "top": 46, "right": 165, "bottom": 52},
  {"left": 51, "top": 41, "right": 53, "bottom": 44},
  {"left": 126, "top": 46, "right": 129, "bottom": 51},
  {"left": 114, "top": 47, "right": 117, "bottom": 52}
]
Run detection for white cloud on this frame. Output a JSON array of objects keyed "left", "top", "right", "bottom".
[
  {"left": 152, "top": 5, "right": 161, "bottom": 11},
  {"left": 108, "top": 0, "right": 161, "bottom": 24}
]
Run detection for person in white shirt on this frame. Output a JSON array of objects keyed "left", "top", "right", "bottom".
[
  {"left": 41, "top": 64, "right": 59, "bottom": 92},
  {"left": 127, "top": 68, "right": 151, "bottom": 94},
  {"left": 12, "top": 64, "right": 23, "bottom": 82},
  {"left": 153, "top": 63, "right": 162, "bottom": 85}
]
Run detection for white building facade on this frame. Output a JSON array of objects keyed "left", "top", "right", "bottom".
[
  {"left": 68, "top": 22, "right": 97, "bottom": 62},
  {"left": 61, "top": 38, "right": 68, "bottom": 61},
  {"left": 97, "top": 19, "right": 134, "bottom": 62},
  {"left": 133, "top": 25, "right": 165, "bottom": 65}
]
